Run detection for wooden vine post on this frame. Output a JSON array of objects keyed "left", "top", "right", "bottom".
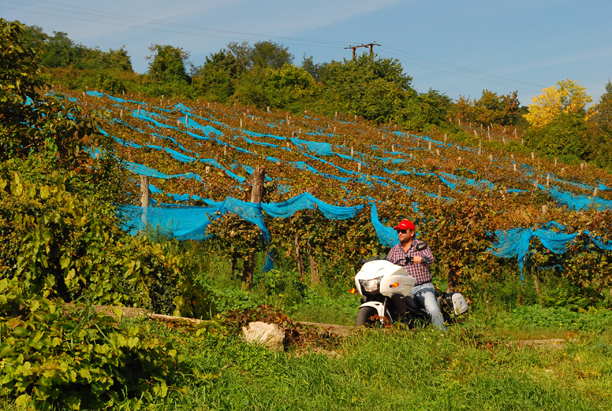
[
  {"left": 295, "top": 234, "right": 305, "bottom": 280},
  {"left": 307, "top": 238, "right": 319, "bottom": 285},
  {"left": 250, "top": 166, "right": 266, "bottom": 203},
  {"left": 139, "top": 175, "right": 150, "bottom": 208},
  {"left": 139, "top": 175, "right": 150, "bottom": 228},
  {"left": 242, "top": 166, "right": 266, "bottom": 290}
]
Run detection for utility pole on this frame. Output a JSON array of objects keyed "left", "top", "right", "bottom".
[{"left": 345, "top": 42, "right": 381, "bottom": 59}]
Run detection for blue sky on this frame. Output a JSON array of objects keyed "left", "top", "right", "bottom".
[{"left": 2, "top": 0, "right": 611, "bottom": 107}]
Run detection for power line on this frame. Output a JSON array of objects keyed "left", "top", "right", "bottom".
[
  {"left": 377, "top": 50, "right": 544, "bottom": 94},
  {"left": 2, "top": 0, "right": 548, "bottom": 93},
  {"left": 344, "top": 42, "right": 381, "bottom": 59},
  {"left": 383, "top": 46, "right": 547, "bottom": 90},
  {"left": 1, "top": 0, "right": 349, "bottom": 48}
]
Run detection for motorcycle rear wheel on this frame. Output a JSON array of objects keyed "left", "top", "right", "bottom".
[{"left": 356, "top": 306, "right": 381, "bottom": 327}]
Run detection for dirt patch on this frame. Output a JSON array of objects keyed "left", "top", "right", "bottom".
[
  {"left": 89, "top": 306, "right": 580, "bottom": 354},
  {"left": 509, "top": 338, "right": 577, "bottom": 350},
  {"left": 296, "top": 321, "right": 355, "bottom": 338}
]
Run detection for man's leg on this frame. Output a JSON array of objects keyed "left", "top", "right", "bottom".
[{"left": 413, "top": 284, "right": 447, "bottom": 331}]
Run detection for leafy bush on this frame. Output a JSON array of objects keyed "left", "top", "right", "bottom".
[
  {"left": 0, "top": 158, "right": 217, "bottom": 318},
  {"left": 0, "top": 279, "right": 182, "bottom": 410},
  {"left": 1, "top": 165, "right": 146, "bottom": 305}
]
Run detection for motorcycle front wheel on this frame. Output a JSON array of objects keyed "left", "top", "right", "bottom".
[{"left": 356, "top": 306, "right": 382, "bottom": 327}]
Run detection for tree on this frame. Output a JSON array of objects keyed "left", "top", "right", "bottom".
[
  {"left": 1, "top": 20, "right": 93, "bottom": 162},
  {"left": 524, "top": 113, "right": 588, "bottom": 159},
  {"left": 525, "top": 79, "right": 592, "bottom": 128},
  {"left": 38, "top": 31, "right": 83, "bottom": 68},
  {"left": 399, "top": 89, "right": 452, "bottom": 131},
  {"left": 300, "top": 54, "right": 327, "bottom": 82},
  {"left": 1, "top": 19, "right": 125, "bottom": 202},
  {"left": 587, "top": 80, "right": 612, "bottom": 168},
  {"left": 323, "top": 53, "right": 413, "bottom": 123},
  {"left": 474, "top": 90, "right": 505, "bottom": 126},
  {"left": 453, "top": 95, "right": 476, "bottom": 123},
  {"left": 192, "top": 50, "right": 240, "bottom": 102},
  {"left": 452, "top": 90, "right": 520, "bottom": 126},
  {"left": 590, "top": 80, "right": 612, "bottom": 130},
  {"left": 225, "top": 40, "right": 293, "bottom": 71},
  {"left": 226, "top": 41, "right": 253, "bottom": 72},
  {"left": 501, "top": 91, "right": 521, "bottom": 125},
  {"left": 22, "top": 23, "right": 47, "bottom": 52},
  {"left": 83, "top": 46, "right": 133, "bottom": 71},
  {"left": 21, "top": 23, "right": 134, "bottom": 72},
  {"left": 251, "top": 41, "right": 293, "bottom": 70},
  {"left": 234, "top": 64, "right": 317, "bottom": 110},
  {"left": 198, "top": 49, "right": 243, "bottom": 79},
  {"left": 146, "top": 44, "right": 191, "bottom": 84},
  {"left": 474, "top": 89, "right": 521, "bottom": 126}
]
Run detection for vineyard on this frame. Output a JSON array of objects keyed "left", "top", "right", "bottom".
[{"left": 60, "top": 87, "right": 612, "bottom": 296}]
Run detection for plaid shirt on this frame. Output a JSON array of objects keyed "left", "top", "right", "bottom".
[{"left": 386, "top": 239, "right": 434, "bottom": 285}]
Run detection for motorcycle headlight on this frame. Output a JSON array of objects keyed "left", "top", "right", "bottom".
[{"left": 359, "top": 276, "right": 383, "bottom": 293}]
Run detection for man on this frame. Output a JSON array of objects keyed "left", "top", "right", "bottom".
[{"left": 386, "top": 219, "right": 446, "bottom": 331}]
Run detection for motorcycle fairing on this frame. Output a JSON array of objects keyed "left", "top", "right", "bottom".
[
  {"left": 355, "top": 260, "right": 416, "bottom": 297},
  {"left": 358, "top": 301, "right": 386, "bottom": 319}
]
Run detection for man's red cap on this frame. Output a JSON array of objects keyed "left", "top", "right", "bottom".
[{"left": 394, "top": 219, "right": 415, "bottom": 231}]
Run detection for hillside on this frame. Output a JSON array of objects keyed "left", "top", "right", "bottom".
[{"left": 56, "top": 87, "right": 612, "bottom": 296}]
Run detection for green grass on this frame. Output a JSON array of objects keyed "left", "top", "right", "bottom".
[
  {"left": 148, "top": 318, "right": 612, "bottom": 410},
  {"left": 4, "top": 316, "right": 610, "bottom": 410}
]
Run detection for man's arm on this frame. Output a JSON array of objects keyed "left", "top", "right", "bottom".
[
  {"left": 386, "top": 245, "right": 404, "bottom": 265},
  {"left": 414, "top": 241, "right": 434, "bottom": 266},
  {"left": 420, "top": 246, "right": 434, "bottom": 267}
]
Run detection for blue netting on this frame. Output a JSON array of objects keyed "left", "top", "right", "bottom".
[
  {"left": 120, "top": 204, "right": 216, "bottom": 240},
  {"left": 371, "top": 203, "right": 399, "bottom": 248},
  {"left": 290, "top": 137, "right": 334, "bottom": 156},
  {"left": 586, "top": 231, "right": 612, "bottom": 250},
  {"left": 124, "top": 161, "right": 204, "bottom": 181},
  {"left": 262, "top": 192, "right": 363, "bottom": 219},
  {"left": 121, "top": 194, "right": 374, "bottom": 272},
  {"left": 547, "top": 187, "right": 612, "bottom": 211},
  {"left": 93, "top": 92, "right": 612, "bottom": 207},
  {"left": 490, "top": 221, "right": 611, "bottom": 279},
  {"left": 87, "top": 90, "right": 611, "bottom": 200}
]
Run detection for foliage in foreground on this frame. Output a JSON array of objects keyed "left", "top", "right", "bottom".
[
  {"left": 0, "top": 280, "right": 183, "bottom": 410},
  {"left": 0, "top": 19, "right": 218, "bottom": 410},
  {"left": 0, "top": 158, "right": 214, "bottom": 316}
]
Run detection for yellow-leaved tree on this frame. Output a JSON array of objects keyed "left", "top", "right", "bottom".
[{"left": 525, "top": 79, "right": 592, "bottom": 127}]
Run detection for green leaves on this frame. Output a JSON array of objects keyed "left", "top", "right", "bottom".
[
  {"left": 0, "top": 160, "right": 195, "bottom": 313},
  {"left": 0, "top": 291, "right": 179, "bottom": 409}
]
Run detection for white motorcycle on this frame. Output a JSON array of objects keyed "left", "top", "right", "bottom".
[{"left": 353, "top": 259, "right": 469, "bottom": 327}]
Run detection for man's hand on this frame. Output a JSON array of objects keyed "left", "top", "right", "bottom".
[{"left": 413, "top": 255, "right": 423, "bottom": 264}]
